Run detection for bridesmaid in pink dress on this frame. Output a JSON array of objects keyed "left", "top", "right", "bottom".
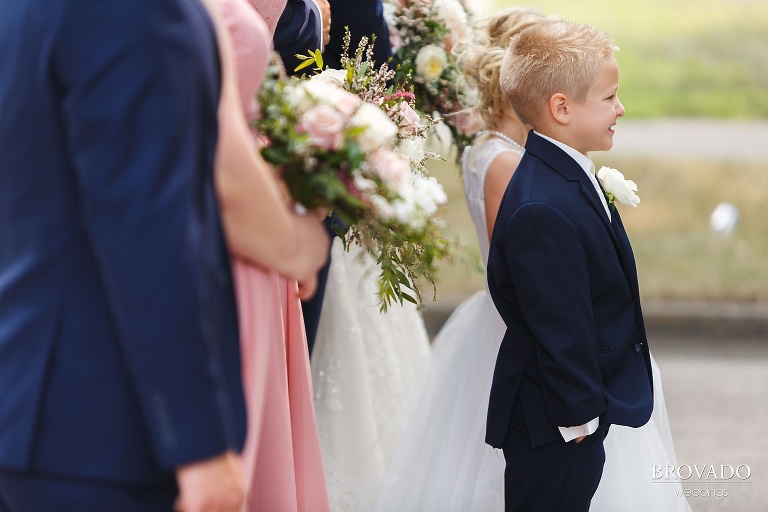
[{"left": 206, "top": 0, "right": 331, "bottom": 510}]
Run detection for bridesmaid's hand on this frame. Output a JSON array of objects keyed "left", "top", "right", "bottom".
[
  {"left": 174, "top": 451, "right": 243, "bottom": 512},
  {"left": 298, "top": 275, "right": 319, "bottom": 301},
  {"left": 315, "top": 0, "right": 332, "bottom": 46},
  {"left": 312, "top": 207, "right": 331, "bottom": 221}
]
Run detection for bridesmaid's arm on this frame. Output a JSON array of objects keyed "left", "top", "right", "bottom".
[
  {"left": 483, "top": 151, "right": 522, "bottom": 241},
  {"left": 204, "top": 0, "right": 330, "bottom": 282}
]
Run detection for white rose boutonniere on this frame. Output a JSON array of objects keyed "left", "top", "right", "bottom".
[{"left": 596, "top": 166, "right": 640, "bottom": 208}]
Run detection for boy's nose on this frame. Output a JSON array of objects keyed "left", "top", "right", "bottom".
[{"left": 616, "top": 97, "right": 626, "bottom": 117}]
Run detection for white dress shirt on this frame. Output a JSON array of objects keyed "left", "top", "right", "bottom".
[{"left": 534, "top": 131, "right": 611, "bottom": 221}]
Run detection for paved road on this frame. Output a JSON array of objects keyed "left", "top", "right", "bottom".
[
  {"left": 651, "top": 328, "right": 768, "bottom": 512},
  {"left": 607, "top": 118, "right": 768, "bottom": 162}
]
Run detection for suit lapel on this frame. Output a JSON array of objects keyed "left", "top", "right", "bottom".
[
  {"left": 526, "top": 133, "right": 621, "bottom": 247},
  {"left": 525, "top": 132, "right": 631, "bottom": 277}
]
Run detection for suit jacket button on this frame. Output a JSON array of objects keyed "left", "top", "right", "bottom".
[{"left": 634, "top": 343, "right": 642, "bottom": 353}]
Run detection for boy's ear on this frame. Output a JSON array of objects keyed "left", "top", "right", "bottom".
[{"left": 548, "top": 93, "right": 570, "bottom": 125}]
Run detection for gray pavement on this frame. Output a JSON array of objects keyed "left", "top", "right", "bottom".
[
  {"left": 651, "top": 329, "right": 768, "bottom": 512},
  {"left": 606, "top": 118, "right": 768, "bottom": 162}
]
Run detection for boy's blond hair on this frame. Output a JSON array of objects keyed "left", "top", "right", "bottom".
[{"left": 500, "top": 19, "right": 617, "bottom": 127}]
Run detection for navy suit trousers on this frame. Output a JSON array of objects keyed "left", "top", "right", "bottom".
[{"left": 502, "top": 398, "right": 608, "bottom": 512}]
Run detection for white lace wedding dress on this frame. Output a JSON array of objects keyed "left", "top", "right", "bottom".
[
  {"left": 311, "top": 240, "right": 431, "bottom": 512},
  {"left": 375, "top": 136, "right": 692, "bottom": 511}
]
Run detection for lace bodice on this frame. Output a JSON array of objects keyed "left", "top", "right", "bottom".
[{"left": 461, "top": 136, "right": 525, "bottom": 265}]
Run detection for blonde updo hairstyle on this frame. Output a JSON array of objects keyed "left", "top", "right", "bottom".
[{"left": 456, "top": 7, "right": 547, "bottom": 133}]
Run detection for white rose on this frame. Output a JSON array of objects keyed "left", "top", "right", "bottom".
[
  {"left": 597, "top": 166, "right": 640, "bottom": 207},
  {"left": 414, "top": 45, "right": 448, "bottom": 82},
  {"left": 286, "top": 80, "right": 347, "bottom": 113},
  {"left": 349, "top": 102, "right": 399, "bottom": 152},
  {"left": 394, "top": 137, "right": 426, "bottom": 166},
  {"left": 285, "top": 82, "right": 312, "bottom": 113},
  {"left": 310, "top": 68, "right": 349, "bottom": 88},
  {"left": 433, "top": 0, "right": 469, "bottom": 51}
]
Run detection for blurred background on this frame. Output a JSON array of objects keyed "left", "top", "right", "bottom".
[
  {"left": 422, "top": 1, "right": 768, "bottom": 510},
  {"left": 427, "top": 0, "right": 768, "bottom": 303}
]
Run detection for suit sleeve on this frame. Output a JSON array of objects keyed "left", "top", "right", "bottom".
[
  {"left": 504, "top": 202, "right": 605, "bottom": 427},
  {"left": 54, "top": 0, "right": 237, "bottom": 468},
  {"left": 274, "top": 0, "right": 323, "bottom": 75}
]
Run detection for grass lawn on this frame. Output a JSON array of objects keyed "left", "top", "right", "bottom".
[
  {"left": 480, "top": 0, "right": 768, "bottom": 119},
  {"left": 426, "top": 151, "right": 768, "bottom": 303}
]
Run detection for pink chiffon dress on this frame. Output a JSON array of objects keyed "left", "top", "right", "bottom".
[{"left": 217, "top": 1, "right": 330, "bottom": 510}]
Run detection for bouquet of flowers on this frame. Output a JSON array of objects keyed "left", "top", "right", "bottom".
[
  {"left": 254, "top": 51, "right": 450, "bottom": 311},
  {"left": 383, "top": 0, "right": 477, "bottom": 157}
]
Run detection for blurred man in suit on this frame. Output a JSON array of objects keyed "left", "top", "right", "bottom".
[{"left": 0, "top": 0, "right": 246, "bottom": 510}]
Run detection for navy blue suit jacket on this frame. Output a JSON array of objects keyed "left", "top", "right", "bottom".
[
  {"left": 0, "top": 0, "right": 245, "bottom": 483},
  {"left": 485, "top": 132, "right": 653, "bottom": 449},
  {"left": 275, "top": 0, "right": 323, "bottom": 75},
  {"left": 323, "top": 0, "right": 392, "bottom": 70}
]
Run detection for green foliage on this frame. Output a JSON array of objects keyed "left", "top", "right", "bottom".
[{"left": 493, "top": 0, "right": 768, "bottom": 119}]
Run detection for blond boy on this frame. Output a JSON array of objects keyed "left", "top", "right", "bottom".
[{"left": 485, "top": 19, "right": 653, "bottom": 511}]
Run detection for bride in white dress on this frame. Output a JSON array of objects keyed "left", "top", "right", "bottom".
[
  {"left": 376, "top": 7, "right": 692, "bottom": 512},
  {"left": 311, "top": 239, "right": 431, "bottom": 511}
]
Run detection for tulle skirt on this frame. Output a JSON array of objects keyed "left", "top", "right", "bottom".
[{"left": 311, "top": 240, "right": 431, "bottom": 512}]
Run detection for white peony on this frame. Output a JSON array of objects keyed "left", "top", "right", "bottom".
[
  {"left": 389, "top": 175, "right": 447, "bottom": 230},
  {"left": 414, "top": 45, "right": 448, "bottom": 82},
  {"left": 413, "top": 175, "right": 448, "bottom": 214},
  {"left": 596, "top": 166, "right": 640, "bottom": 207},
  {"left": 370, "top": 193, "right": 396, "bottom": 220},
  {"left": 349, "top": 102, "right": 399, "bottom": 152}
]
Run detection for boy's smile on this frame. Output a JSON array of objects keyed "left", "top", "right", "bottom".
[{"left": 568, "top": 56, "right": 625, "bottom": 155}]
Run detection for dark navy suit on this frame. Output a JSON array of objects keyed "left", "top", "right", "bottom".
[
  {"left": 275, "top": 0, "right": 323, "bottom": 74},
  {"left": 0, "top": 0, "right": 245, "bottom": 508},
  {"left": 486, "top": 132, "right": 654, "bottom": 511},
  {"left": 323, "top": 0, "right": 392, "bottom": 70}
]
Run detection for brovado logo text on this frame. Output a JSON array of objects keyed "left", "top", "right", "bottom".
[{"left": 652, "top": 464, "right": 751, "bottom": 481}]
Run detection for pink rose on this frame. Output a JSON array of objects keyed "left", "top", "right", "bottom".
[
  {"left": 300, "top": 104, "right": 345, "bottom": 151},
  {"left": 396, "top": 102, "right": 422, "bottom": 133},
  {"left": 450, "top": 110, "right": 483, "bottom": 136},
  {"left": 367, "top": 150, "right": 411, "bottom": 192},
  {"left": 335, "top": 90, "right": 363, "bottom": 117}
]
